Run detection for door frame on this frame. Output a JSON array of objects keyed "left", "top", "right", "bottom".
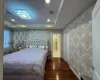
[
  {"left": 92, "top": 0, "right": 100, "bottom": 79},
  {"left": 66, "top": 32, "right": 70, "bottom": 63},
  {"left": 0, "top": 0, "right": 4, "bottom": 79},
  {"left": 51, "top": 33, "right": 61, "bottom": 58},
  {"left": 63, "top": 31, "right": 70, "bottom": 64}
]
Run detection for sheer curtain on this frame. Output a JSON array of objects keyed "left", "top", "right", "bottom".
[{"left": 4, "top": 29, "right": 10, "bottom": 48}]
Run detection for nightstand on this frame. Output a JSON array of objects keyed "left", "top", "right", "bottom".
[{"left": 48, "top": 52, "right": 52, "bottom": 59}]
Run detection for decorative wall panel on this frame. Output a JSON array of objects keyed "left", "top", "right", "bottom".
[
  {"left": 12, "top": 30, "right": 61, "bottom": 52},
  {"left": 63, "top": 5, "right": 94, "bottom": 79},
  {"left": 13, "top": 30, "right": 50, "bottom": 48}
]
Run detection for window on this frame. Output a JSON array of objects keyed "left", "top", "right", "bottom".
[{"left": 4, "top": 29, "right": 10, "bottom": 48}]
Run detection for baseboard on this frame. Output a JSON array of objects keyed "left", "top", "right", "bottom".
[
  {"left": 62, "top": 57, "right": 69, "bottom": 64},
  {"left": 62, "top": 57, "right": 80, "bottom": 80},
  {"left": 69, "top": 66, "right": 80, "bottom": 80},
  {"left": 62, "top": 57, "right": 66, "bottom": 61}
]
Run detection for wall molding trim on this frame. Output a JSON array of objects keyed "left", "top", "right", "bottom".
[
  {"left": 69, "top": 66, "right": 80, "bottom": 80},
  {"left": 62, "top": 57, "right": 69, "bottom": 64}
]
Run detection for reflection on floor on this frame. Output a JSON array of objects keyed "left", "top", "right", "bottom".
[{"left": 44, "top": 58, "right": 78, "bottom": 80}]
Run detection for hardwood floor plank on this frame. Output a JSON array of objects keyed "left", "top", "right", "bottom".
[{"left": 44, "top": 58, "right": 78, "bottom": 80}]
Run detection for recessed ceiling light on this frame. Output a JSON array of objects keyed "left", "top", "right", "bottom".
[
  {"left": 21, "top": 25, "right": 27, "bottom": 27},
  {"left": 47, "top": 19, "right": 50, "bottom": 22},
  {"left": 16, "top": 10, "right": 31, "bottom": 19},
  {"left": 45, "top": 0, "right": 50, "bottom": 4},
  {"left": 46, "top": 25, "right": 52, "bottom": 27},
  {"left": 11, "top": 19, "right": 15, "bottom": 22}
]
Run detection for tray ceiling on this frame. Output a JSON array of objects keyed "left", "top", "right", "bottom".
[{"left": 4, "top": 0, "right": 96, "bottom": 29}]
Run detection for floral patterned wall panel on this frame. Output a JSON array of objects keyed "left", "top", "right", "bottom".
[
  {"left": 12, "top": 30, "right": 61, "bottom": 52},
  {"left": 12, "top": 30, "right": 50, "bottom": 48},
  {"left": 69, "top": 22, "right": 92, "bottom": 78},
  {"left": 63, "top": 4, "right": 94, "bottom": 79}
]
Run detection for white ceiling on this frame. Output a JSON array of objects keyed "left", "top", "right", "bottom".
[
  {"left": 56, "top": 0, "right": 95, "bottom": 29},
  {"left": 4, "top": 0, "right": 95, "bottom": 29},
  {"left": 5, "top": 0, "right": 61, "bottom": 29}
]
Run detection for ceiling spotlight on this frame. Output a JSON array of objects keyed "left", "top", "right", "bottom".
[
  {"left": 46, "top": 25, "right": 52, "bottom": 27},
  {"left": 21, "top": 25, "right": 26, "bottom": 27},
  {"left": 45, "top": 0, "right": 50, "bottom": 4},
  {"left": 11, "top": 19, "right": 15, "bottom": 22},
  {"left": 47, "top": 19, "right": 50, "bottom": 22}
]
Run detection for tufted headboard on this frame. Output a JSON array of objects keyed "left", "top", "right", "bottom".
[{"left": 24, "top": 39, "right": 48, "bottom": 47}]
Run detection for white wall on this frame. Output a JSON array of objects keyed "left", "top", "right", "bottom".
[
  {"left": 63, "top": 31, "right": 70, "bottom": 63},
  {"left": 0, "top": 0, "right": 4, "bottom": 79}
]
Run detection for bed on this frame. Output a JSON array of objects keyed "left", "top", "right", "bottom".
[{"left": 3, "top": 40, "right": 48, "bottom": 80}]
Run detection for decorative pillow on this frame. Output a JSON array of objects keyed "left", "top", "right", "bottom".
[
  {"left": 20, "top": 44, "right": 26, "bottom": 49},
  {"left": 26, "top": 45, "right": 29, "bottom": 48}
]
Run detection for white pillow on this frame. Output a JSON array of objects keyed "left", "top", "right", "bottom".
[
  {"left": 29, "top": 45, "right": 37, "bottom": 48},
  {"left": 26, "top": 45, "right": 29, "bottom": 48},
  {"left": 38, "top": 46, "right": 45, "bottom": 49}
]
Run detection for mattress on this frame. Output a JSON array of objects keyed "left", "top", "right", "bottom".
[{"left": 3, "top": 48, "right": 47, "bottom": 80}]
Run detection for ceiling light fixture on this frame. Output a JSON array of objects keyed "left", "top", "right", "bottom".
[
  {"left": 11, "top": 19, "right": 15, "bottom": 22},
  {"left": 47, "top": 19, "right": 50, "bottom": 22},
  {"left": 45, "top": 0, "right": 50, "bottom": 4},
  {"left": 21, "top": 25, "right": 27, "bottom": 27},
  {"left": 46, "top": 25, "right": 52, "bottom": 27},
  {"left": 16, "top": 10, "right": 31, "bottom": 19}
]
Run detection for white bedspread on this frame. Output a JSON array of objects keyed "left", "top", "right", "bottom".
[{"left": 3, "top": 48, "right": 47, "bottom": 77}]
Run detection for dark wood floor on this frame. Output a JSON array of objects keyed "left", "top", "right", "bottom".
[{"left": 44, "top": 58, "right": 78, "bottom": 80}]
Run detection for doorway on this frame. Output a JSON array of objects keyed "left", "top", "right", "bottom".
[{"left": 52, "top": 34, "right": 61, "bottom": 58}]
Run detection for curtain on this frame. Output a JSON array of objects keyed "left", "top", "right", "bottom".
[{"left": 4, "top": 29, "right": 10, "bottom": 48}]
